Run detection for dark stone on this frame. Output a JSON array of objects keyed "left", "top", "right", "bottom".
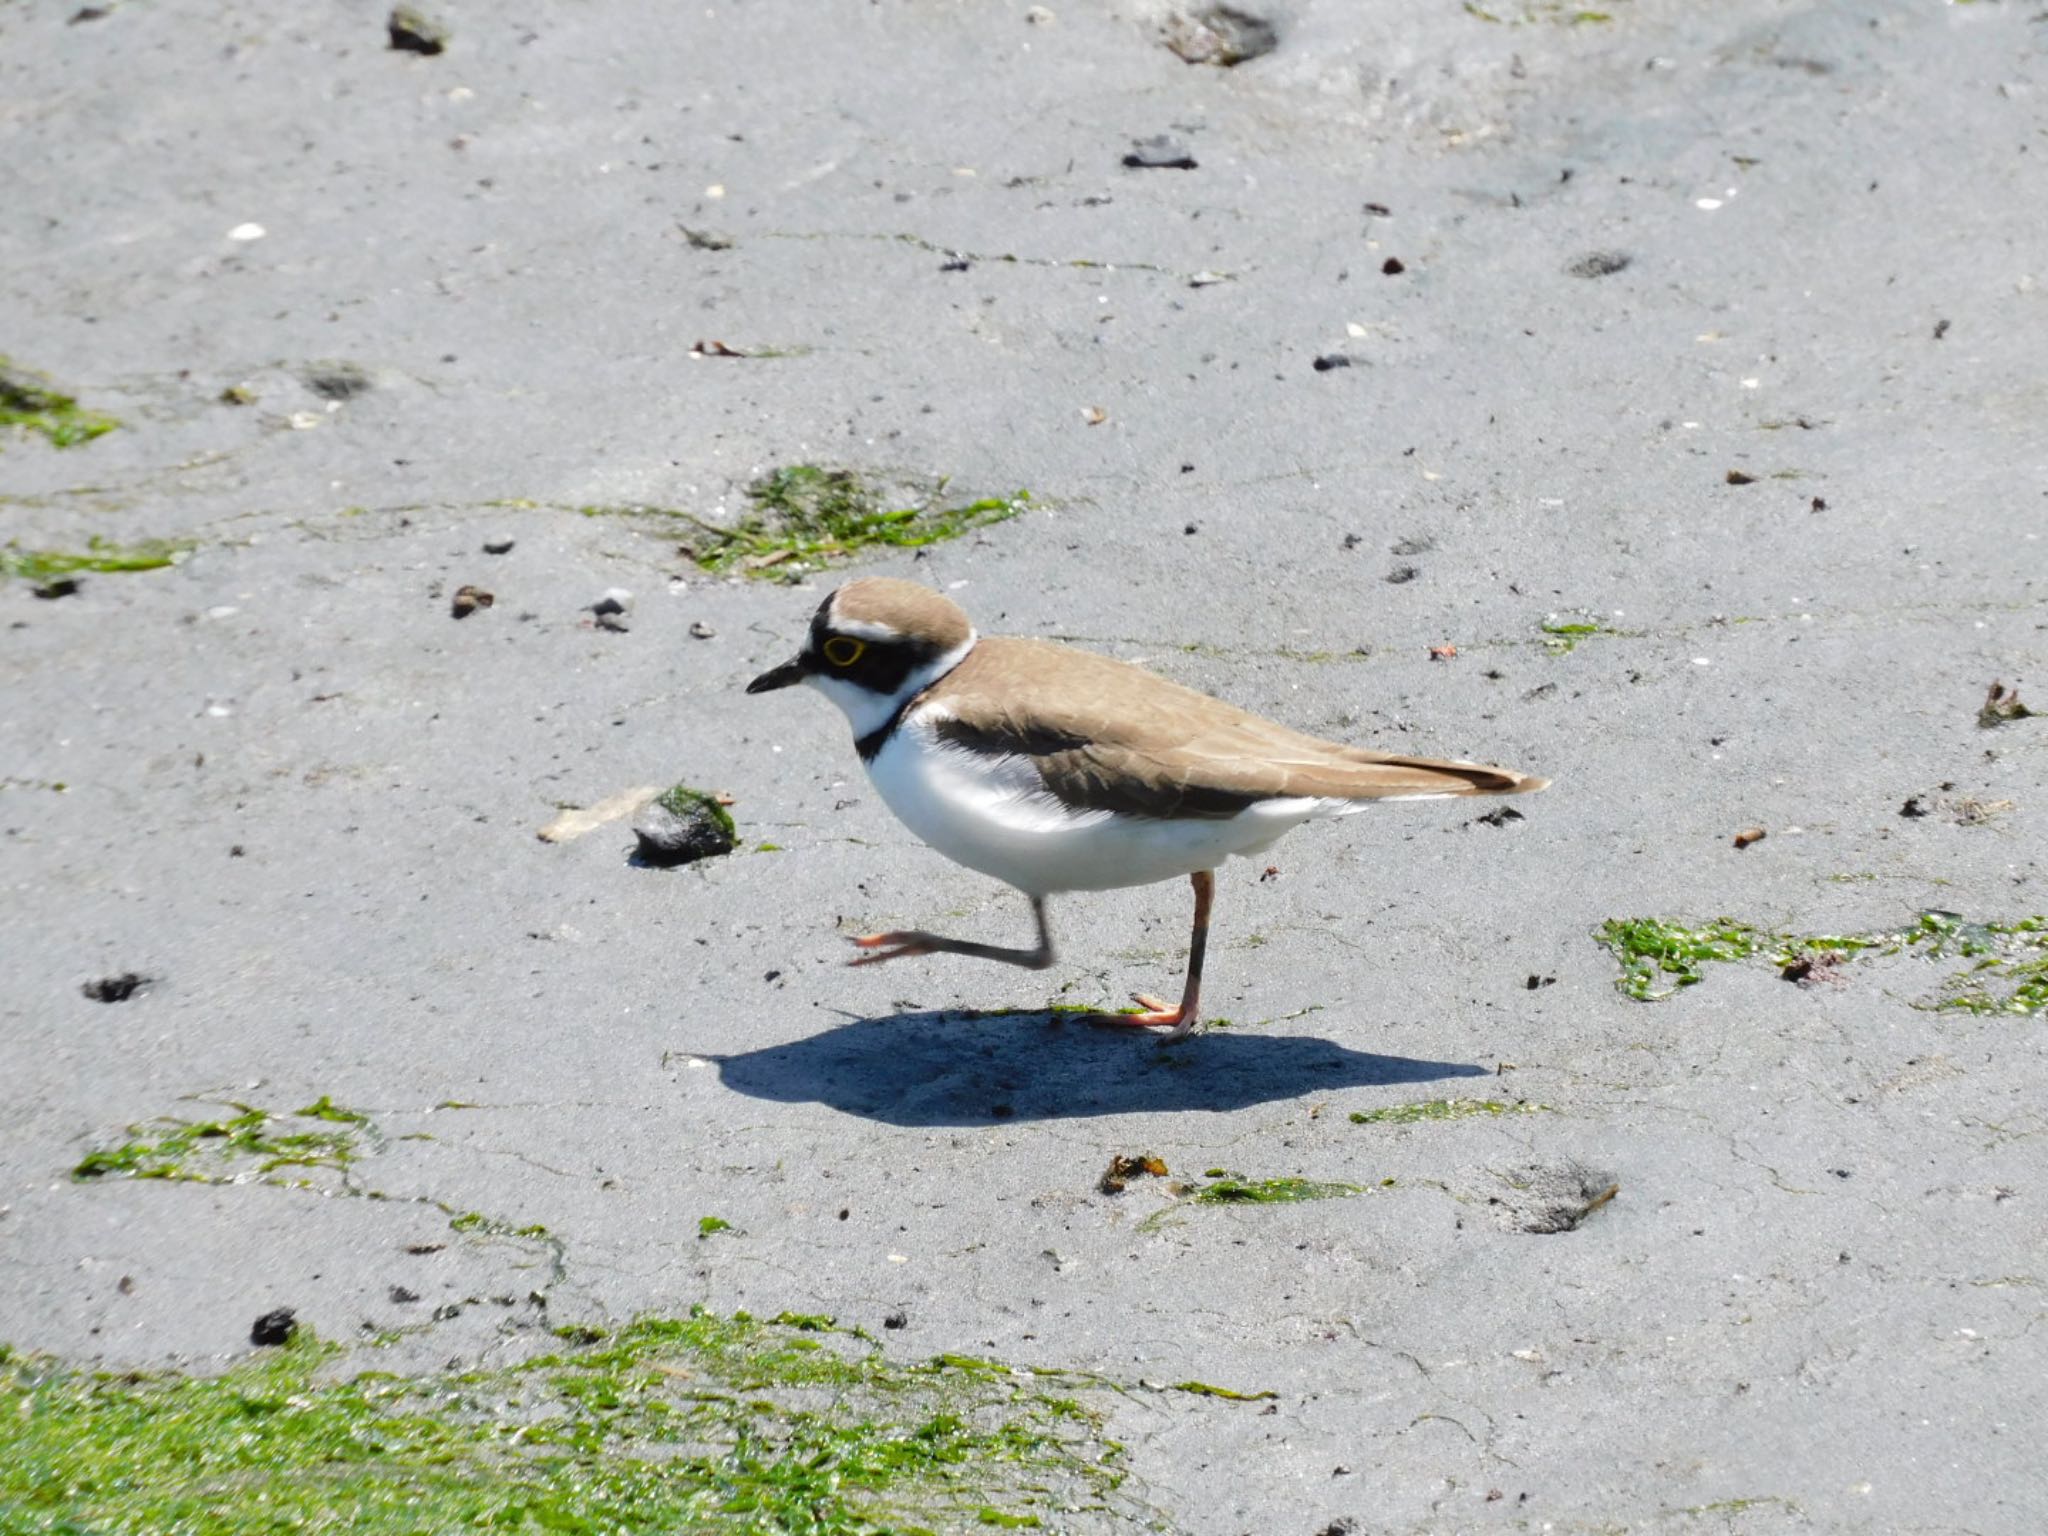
[
  {"left": 387, "top": 6, "right": 448, "bottom": 55},
  {"left": 632, "top": 787, "right": 737, "bottom": 867},
  {"left": 250, "top": 1307, "right": 297, "bottom": 1346},
  {"left": 1312, "top": 354, "right": 1352, "bottom": 372},
  {"left": 82, "top": 972, "right": 151, "bottom": 1003},
  {"left": 1123, "top": 135, "right": 1198, "bottom": 170}
]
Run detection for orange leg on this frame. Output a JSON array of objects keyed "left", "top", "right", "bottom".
[
  {"left": 1085, "top": 869, "right": 1214, "bottom": 1043},
  {"left": 848, "top": 895, "right": 1055, "bottom": 971}
]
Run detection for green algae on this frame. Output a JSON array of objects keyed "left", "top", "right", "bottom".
[
  {"left": 49, "top": 1100, "right": 1146, "bottom": 1530},
  {"left": 1187, "top": 1173, "right": 1362, "bottom": 1205},
  {"left": 0, "top": 1311, "right": 1138, "bottom": 1535},
  {"left": 1597, "top": 911, "right": 2048, "bottom": 1013},
  {"left": 1137, "top": 1171, "right": 1364, "bottom": 1233},
  {"left": 656, "top": 784, "right": 737, "bottom": 840},
  {"left": 1930, "top": 916, "right": 2047, "bottom": 1016},
  {"left": 70, "top": 1102, "right": 367, "bottom": 1185},
  {"left": 678, "top": 465, "right": 1029, "bottom": 578},
  {"left": 1166, "top": 1381, "right": 1276, "bottom": 1402},
  {"left": 1596, "top": 918, "right": 1770, "bottom": 1000},
  {"left": 449, "top": 1210, "right": 552, "bottom": 1240},
  {"left": 1464, "top": 1, "right": 1616, "bottom": 23},
  {"left": 1540, "top": 611, "right": 1615, "bottom": 654},
  {"left": 1348, "top": 1098, "right": 1548, "bottom": 1126},
  {"left": 0, "top": 359, "right": 118, "bottom": 449},
  {"left": 0, "top": 538, "right": 189, "bottom": 583}
]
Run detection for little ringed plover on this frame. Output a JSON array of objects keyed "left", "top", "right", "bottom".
[{"left": 748, "top": 578, "right": 1548, "bottom": 1042}]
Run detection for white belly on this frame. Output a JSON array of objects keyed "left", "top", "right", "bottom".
[{"left": 865, "top": 717, "right": 1337, "bottom": 895}]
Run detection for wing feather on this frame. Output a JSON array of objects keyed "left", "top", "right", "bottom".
[{"left": 926, "top": 638, "right": 1548, "bottom": 818}]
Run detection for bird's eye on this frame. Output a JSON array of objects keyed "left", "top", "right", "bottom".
[{"left": 822, "top": 636, "right": 866, "bottom": 667}]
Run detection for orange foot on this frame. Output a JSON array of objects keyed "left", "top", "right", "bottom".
[
  {"left": 846, "top": 931, "right": 937, "bottom": 967},
  {"left": 1082, "top": 993, "right": 1193, "bottom": 1030}
]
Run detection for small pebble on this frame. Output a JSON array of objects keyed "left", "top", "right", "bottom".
[{"left": 689, "top": 620, "right": 717, "bottom": 639}]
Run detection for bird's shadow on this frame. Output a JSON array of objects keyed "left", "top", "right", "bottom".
[{"left": 710, "top": 1009, "right": 1491, "bottom": 1127}]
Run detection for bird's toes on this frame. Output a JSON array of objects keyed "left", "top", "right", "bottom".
[{"left": 846, "top": 930, "right": 933, "bottom": 966}]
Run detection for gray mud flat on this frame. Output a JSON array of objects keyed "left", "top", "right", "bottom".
[{"left": 2, "top": 2, "right": 2044, "bottom": 1532}]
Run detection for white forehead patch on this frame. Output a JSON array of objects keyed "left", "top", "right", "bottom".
[
  {"left": 823, "top": 589, "right": 908, "bottom": 643},
  {"left": 831, "top": 617, "right": 908, "bottom": 643}
]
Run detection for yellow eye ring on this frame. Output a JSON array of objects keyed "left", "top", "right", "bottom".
[{"left": 822, "top": 636, "right": 866, "bottom": 667}]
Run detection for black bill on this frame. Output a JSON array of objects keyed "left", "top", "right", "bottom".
[{"left": 746, "top": 655, "right": 807, "bottom": 694}]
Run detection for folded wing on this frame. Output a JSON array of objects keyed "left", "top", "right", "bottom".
[{"left": 928, "top": 638, "right": 1549, "bottom": 820}]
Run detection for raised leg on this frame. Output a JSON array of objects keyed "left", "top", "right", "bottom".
[
  {"left": 1086, "top": 869, "right": 1214, "bottom": 1043},
  {"left": 848, "top": 895, "right": 1056, "bottom": 970}
]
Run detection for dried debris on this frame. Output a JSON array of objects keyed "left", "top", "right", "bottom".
[
  {"left": 1566, "top": 250, "right": 1631, "bottom": 278},
  {"left": 536, "top": 787, "right": 662, "bottom": 844},
  {"left": 1781, "top": 951, "right": 1847, "bottom": 986},
  {"left": 1733, "top": 827, "right": 1766, "bottom": 849},
  {"left": 1980, "top": 681, "right": 2034, "bottom": 728},
  {"left": 1901, "top": 782, "right": 2015, "bottom": 827},
  {"left": 302, "top": 363, "right": 372, "bottom": 401},
  {"left": 1098, "top": 1153, "right": 1169, "bottom": 1195},
  {"left": 450, "top": 585, "right": 493, "bottom": 619}
]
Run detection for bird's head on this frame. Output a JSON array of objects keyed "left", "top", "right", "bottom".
[{"left": 747, "top": 578, "right": 977, "bottom": 739}]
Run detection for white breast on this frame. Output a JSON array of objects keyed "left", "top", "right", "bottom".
[{"left": 865, "top": 711, "right": 1336, "bottom": 895}]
